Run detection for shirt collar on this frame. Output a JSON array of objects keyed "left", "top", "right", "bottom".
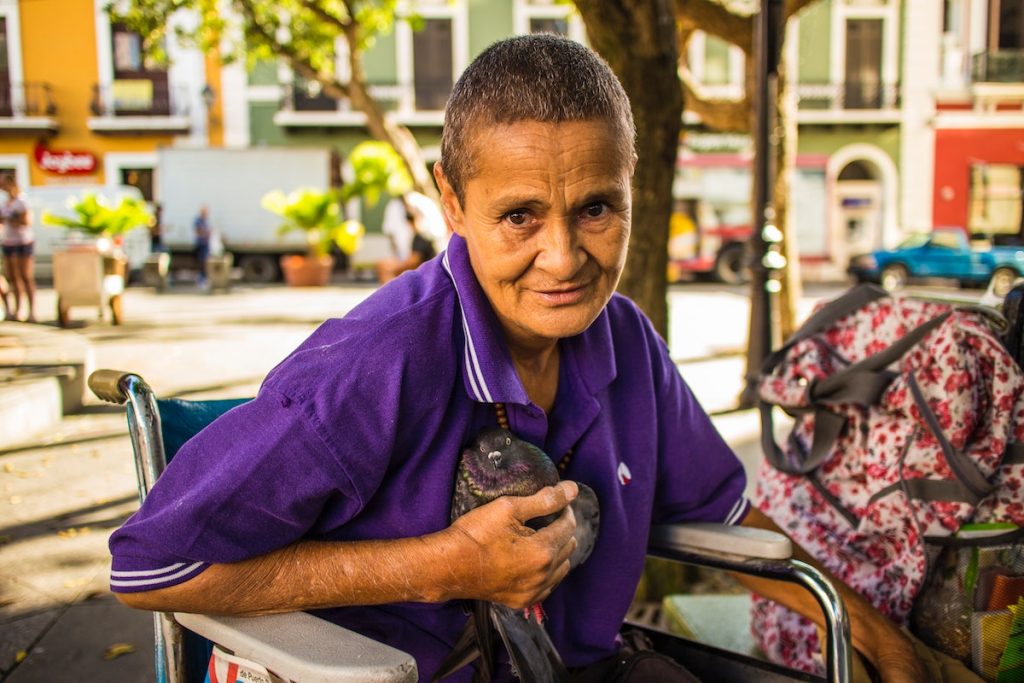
[{"left": 441, "top": 234, "right": 617, "bottom": 406}]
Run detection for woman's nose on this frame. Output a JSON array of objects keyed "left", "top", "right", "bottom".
[{"left": 535, "top": 221, "right": 584, "bottom": 279}]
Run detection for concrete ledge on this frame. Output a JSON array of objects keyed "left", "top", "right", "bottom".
[
  {"left": 0, "top": 323, "right": 93, "bottom": 414},
  {"left": 0, "top": 376, "right": 62, "bottom": 450}
]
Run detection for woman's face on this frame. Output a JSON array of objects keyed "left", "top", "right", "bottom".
[{"left": 436, "top": 119, "right": 633, "bottom": 354}]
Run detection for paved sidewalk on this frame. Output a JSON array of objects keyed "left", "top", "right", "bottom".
[{"left": 0, "top": 281, "right": 829, "bottom": 682}]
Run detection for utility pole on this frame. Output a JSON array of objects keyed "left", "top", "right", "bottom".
[{"left": 741, "top": 0, "right": 786, "bottom": 406}]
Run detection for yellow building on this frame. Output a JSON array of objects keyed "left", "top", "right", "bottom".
[{"left": 0, "top": 0, "right": 224, "bottom": 198}]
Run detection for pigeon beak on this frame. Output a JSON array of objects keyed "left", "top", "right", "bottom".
[{"left": 487, "top": 451, "right": 503, "bottom": 468}]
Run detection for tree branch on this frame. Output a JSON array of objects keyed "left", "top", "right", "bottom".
[
  {"left": 234, "top": 0, "right": 351, "bottom": 100},
  {"left": 297, "top": 0, "right": 352, "bottom": 33},
  {"left": 785, "top": 0, "right": 819, "bottom": 20},
  {"left": 676, "top": 0, "right": 752, "bottom": 53},
  {"left": 679, "top": 64, "right": 751, "bottom": 132}
]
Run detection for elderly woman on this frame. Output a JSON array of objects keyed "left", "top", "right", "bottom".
[{"left": 109, "top": 35, "right": 924, "bottom": 682}]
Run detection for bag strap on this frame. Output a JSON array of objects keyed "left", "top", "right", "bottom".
[
  {"left": 761, "top": 310, "right": 952, "bottom": 475},
  {"left": 761, "top": 283, "right": 888, "bottom": 376},
  {"left": 906, "top": 373, "right": 993, "bottom": 505},
  {"left": 1003, "top": 441, "right": 1024, "bottom": 466}
]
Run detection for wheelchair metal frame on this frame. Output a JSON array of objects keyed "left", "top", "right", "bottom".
[{"left": 91, "top": 369, "right": 852, "bottom": 683}]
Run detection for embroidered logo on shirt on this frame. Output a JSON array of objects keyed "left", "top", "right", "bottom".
[{"left": 617, "top": 462, "right": 632, "bottom": 486}]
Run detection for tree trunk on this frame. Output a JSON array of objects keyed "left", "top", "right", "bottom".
[
  {"left": 575, "top": 0, "right": 682, "bottom": 337},
  {"left": 774, "top": 40, "right": 802, "bottom": 341}
]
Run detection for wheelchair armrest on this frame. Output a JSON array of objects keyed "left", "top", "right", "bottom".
[
  {"left": 649, "top": 523, "right": 792, "bottom": 563},
  {"left": 174, "top": 611, "right": 417, "bottom": 682},
  {"left": 648, "top": 523, "right": 852, "bottom": 683}
]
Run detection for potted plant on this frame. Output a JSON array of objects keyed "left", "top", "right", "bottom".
[
  {"left": 261, "top": 141, "right": 412, "bottom": 287},
  {"left": 42, "top": 193, "right": 152, "bottom": 325},
  {"left": 261, "top": 188, "right": 365, "bottom": 287}
]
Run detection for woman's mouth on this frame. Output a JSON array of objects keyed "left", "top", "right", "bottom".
[{"left": 534, "top": 282, "right": 590, "bottom": 306}]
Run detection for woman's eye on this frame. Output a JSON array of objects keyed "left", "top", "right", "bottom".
[
  {"left": 583, "top": 203, "right": 607, "bottom": 218},
  {"left": 505, "top": 210, "right": 528, "bottom": 226}
]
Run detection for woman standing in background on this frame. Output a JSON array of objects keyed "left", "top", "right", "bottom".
[{"left": 1, "top": 175, "right": 35, "bottom": 323}]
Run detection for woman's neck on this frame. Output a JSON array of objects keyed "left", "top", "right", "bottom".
[{"left": 509, "top": 343, "right": 560, "bottom": 414}]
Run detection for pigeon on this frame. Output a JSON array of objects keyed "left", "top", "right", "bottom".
[{"left": 433, "top": 427, "right": 600, "bottom": 683}]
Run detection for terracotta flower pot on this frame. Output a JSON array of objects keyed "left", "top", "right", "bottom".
[{"left": 280, "top": 254, "right": 334, "bottom": 287}]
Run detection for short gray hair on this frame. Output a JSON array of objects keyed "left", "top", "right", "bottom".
[{"left": 440, "top": 34, "right": 635, "bottom": 202}]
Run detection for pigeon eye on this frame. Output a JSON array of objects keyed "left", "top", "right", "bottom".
[{"left": 505, "top": 437, "right": 511, "bottom": 446}]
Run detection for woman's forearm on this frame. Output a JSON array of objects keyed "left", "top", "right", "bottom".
[
  {"left": 115, "top": 482, "right": 579, "bottom": 616},
  {"left": 115, "top": 533, "right": 463, "bottom": 616}
]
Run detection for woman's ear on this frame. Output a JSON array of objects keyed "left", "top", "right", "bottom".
[{"left": 433, "top": 163, "right": 465, "bottom": 237}]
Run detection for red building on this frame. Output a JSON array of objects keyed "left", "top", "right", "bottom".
[{"left": 933, "top": 0, "right": 1024, "bottom": 238}]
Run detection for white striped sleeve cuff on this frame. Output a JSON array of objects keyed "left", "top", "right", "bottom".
[
  {"left": 724, "top": 496, "right": 751, "bottom": 526},
  {"left": 110, "top": 560, "right": 209, "bottom": 592}
]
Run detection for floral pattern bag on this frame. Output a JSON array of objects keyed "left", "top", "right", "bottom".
[{"left": 752, "top": 284, "right": 1024, "bottom": 678}]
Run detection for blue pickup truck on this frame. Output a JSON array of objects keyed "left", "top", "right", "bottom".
[{"left": 848, "top": 228, "right": 1024, "bottom": 296}]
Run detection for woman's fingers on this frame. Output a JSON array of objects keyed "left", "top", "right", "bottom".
[{"left": 506, "top": 481, "right": 578, "bottom": 525}]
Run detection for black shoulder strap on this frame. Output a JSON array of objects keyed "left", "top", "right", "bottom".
[
  {"left": 761, "top": 283, "right": 888, "bottom": 376},
  {"left": 761, "top": 310, "right": 952, "bottom": 475}
]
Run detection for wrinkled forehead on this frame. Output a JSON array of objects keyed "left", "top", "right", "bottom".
[{"left": 461, "top": 116, "right": 635, "bottom": 184}]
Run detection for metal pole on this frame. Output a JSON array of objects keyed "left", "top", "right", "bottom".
[{"left": 742, "top": 0, "right": 785, "bottom": 404}]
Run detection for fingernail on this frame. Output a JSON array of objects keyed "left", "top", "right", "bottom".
[{"left": 563, "top": 481, "right": 579, "bottom": 499}]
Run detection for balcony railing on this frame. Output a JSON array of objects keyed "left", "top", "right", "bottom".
[
  {"left": 797, "top": 81, "right": 901, "bottom": 111},
  {"left": 972, "top": 50, "right": 1024, "bottom": 84},
  {"left": 279, "top": 80, "right": 451, "bottom": 117},
  {"left": 0, "top": 82, "right": 56, "bottom": 118},
  {"left": 90, "top": 81, "right": 190, "bottom": 117}
]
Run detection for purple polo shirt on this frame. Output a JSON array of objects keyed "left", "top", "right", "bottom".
[{"left": 109, "top": 234, "right": 748, "bottom": 681}]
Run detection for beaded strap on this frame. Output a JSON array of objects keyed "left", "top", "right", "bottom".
[{"left": 494, "top": 402, "right": 573, "bottom": 473}]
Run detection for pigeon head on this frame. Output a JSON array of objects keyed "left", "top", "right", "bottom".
[{"left": 459, "top": 428, "right": 559, "bottom": 500}]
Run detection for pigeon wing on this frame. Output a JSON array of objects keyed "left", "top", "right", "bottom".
[
  {"left": 568, "top": 483, "right": 600, "bottom": 570},
  {"left": 490, "top": 604, "right": 569, "bottom": 682}
]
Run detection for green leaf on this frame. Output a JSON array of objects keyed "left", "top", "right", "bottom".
[{"left": 42, "top": 193, "right": 152, "bottom": 237}]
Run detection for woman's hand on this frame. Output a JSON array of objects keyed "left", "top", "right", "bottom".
[{"left": 439, "top": 481, "right": 579, "bottom": 608}]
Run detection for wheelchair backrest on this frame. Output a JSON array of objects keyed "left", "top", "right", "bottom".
[{"left": 157, "top": 398, "right": 251, "bottom": 463}]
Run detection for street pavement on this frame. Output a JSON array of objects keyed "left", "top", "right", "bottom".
[{"left": 0, "top": 279, "right": 843, "bottom": 682}]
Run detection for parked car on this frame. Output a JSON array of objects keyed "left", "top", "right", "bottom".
[{"left": 848, "top": 228, "right": 1024, "bottom": 297}]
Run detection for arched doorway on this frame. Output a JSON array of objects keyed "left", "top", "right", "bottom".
[
  {"left": 826, "top": 144, "right": 898, "bottom": 271},
  {"left": 836, "top": 159, "right": 883, "bottom": 261}
]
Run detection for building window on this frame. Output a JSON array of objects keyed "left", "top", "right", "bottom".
[
  {"left": 997, "top": 0, "right": 1023, "bottom": 49},
  {"left": 292, "top": 76, "right": 337, "bottom": 112},
  {"left": 684, "top": 31, "right": 745, "bottom": 99},
  {"left": 702, "top": 35, "right": 732, "bottom": 86},
  {"left": 844, "top": 18, "right": 883, "bottom": 108},
  {"left": 515, "top": 0, "right": 584, "bottom": 44},
  {"left": 0, "top": 19, "right": 10, "bottom": 117},
  {"left": 110, "top": 24, "right": 169, "bottom": 115},
  {"left": 412, "top": 18, "right": 454, "bottom": 111},
  {"left": 530, "top": 17, "right": 568, "bottom": 35},
  {"left": 113, "top": 29, "right": 143, "bottom": 72},
  {"left": 121, "top": 168, "right": 154, "bottom": 202},
  {"left": 969, "top": 164, "right": 1024, "bottom": 236}
]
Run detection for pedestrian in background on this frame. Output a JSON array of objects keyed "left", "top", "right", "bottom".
[
  {"left": 194, "top": 205, "right": 211, "bottom": 288},
  {"left": 1, "top": 175, "right": 35, "bottom": 323},
  {"left": 375, "top": 191, "right": 446, "bottom": 283},
  {"left": 150, "top": 203, "right": 164, "bottom": 253},
  {"left": 0, "top": 274, "right": 12, "bottom": 322}
]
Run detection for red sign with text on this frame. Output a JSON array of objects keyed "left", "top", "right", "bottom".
[{"left": 34, "top": 142, "right": 98, "bottom": 175}]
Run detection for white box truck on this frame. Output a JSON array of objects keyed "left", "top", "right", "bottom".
[{"left": 156, "top": 147, "right": 333, "bottom": 282}]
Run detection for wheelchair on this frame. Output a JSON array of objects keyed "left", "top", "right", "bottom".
[{"left": 89, "top": 369, "right": 853, "bottom": 683}]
